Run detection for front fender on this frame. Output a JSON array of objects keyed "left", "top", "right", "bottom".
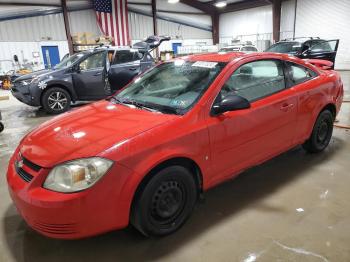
[{"left": 43, "top": 78, "right": 78, "bottom": 101}]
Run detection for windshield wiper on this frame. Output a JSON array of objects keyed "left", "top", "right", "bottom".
[
  {"left": 108, "top": 97, "right": 158, "bottom": 112},
  {"left": 108, "top": 97, "right": 180, "bottom": 115},
  {"left": 140, "top": 102, "right": 181, "bottom": 115}
]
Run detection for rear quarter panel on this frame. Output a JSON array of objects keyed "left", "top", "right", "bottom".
[{"left": 294, "top": 70, "right": 342, "bottom": 144}]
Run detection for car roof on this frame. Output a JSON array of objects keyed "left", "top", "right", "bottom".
[{"left": 184, "top": 52, "right": 314, "bottom": 65}]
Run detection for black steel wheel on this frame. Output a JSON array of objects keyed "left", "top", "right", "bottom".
[
  {"left": 131, "top": 165, "right": 198, "bottom": 236},
  {"left": 303, "top": 109, "right": 334, "bottom": 153},
  {"left": 42, "top": 87, "right": 71, "bottom": 114}
]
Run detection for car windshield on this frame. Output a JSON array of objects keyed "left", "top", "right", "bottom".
[
  {"left": 53, "top": 53, "right": 86, "bottom": 69},
  {"left": 266, "top": 42, "right": 302, "bottom": 53},
  {"left": 114, "top": 60, "right": 226, "bottom": 115}
]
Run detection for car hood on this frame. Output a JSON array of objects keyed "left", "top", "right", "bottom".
[
  {"left": 20, "top": 100, "right": 177, "bottom": 168},
  {"left": 14, "top": 69, "right": 51, "bottom": 82}
]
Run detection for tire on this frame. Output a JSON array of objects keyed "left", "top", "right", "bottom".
[
  {"left": 302, "top": 109, "right": 334, "bottom": 153},
  {"left": 0, "top": 122, "right": 4, "bottom": 133},
  {"left": 131, "top": 165, "right": 198, "bottom": 237},
  {"left": 41, "top": 87, "right": 71, "bottom": 114}
]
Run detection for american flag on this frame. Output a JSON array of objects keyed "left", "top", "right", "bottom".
[{"left": 93, "top": 0, "right": 130, "bottom": 46}]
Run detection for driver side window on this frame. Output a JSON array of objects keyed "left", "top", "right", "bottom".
[
  {"left": 220, "top": 60, "right": 285, "bottom": 102},
  {"left": 79, "top": 52, "right": 105, "bottom": 71}
]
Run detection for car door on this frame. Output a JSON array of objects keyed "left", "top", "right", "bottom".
[
  {"left": 108, "top": 50, "right": 142, "bottom": 91},
  {"left": 304, "top": 40, "right": 339, "bottom": 66},
  {"left": 206, "top": 59, "right": 298, "bottom": 183},
  {"left": 72, "top": 51, "right": 107, "bottom": 100},
  {"left": 284, "top": 61, "right": 320, "bottom": 144}
]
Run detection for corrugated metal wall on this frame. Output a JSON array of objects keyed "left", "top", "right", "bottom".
[
  {"left": 69, "top": 9, "right": 101, "bottom": 36},
  {"left": 0, "top": 9, "right": 100, "bottom": 41},
  {"left": 0, "top": 13, "right": 66, "bottom": 41},
  {"left": 0, "top": 9, "right": 211, "bottom": 42},
  {"left": 129, "top": 12, "right": 211, "bottom": 40},
  {"left": 280, "top": 0, "right": 295, "bottom": 40},
  {"left": 219, "top": 5, "right": 273, "bottom": 47}
]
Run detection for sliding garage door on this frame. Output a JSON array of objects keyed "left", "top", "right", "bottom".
[{"left": 295, "top": 0, "right": 350, "bottom": 70}]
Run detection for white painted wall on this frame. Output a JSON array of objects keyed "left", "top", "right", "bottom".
[
  {"left": 219, "top": 5, "right": 272, "bottom": 47},
  {"left": 0, "top": 41, "right": 69, "bottom": 74}
]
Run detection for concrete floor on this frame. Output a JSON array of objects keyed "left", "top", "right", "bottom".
[{"left": 0, "top": 72, "right": 350, "bottom": 262}]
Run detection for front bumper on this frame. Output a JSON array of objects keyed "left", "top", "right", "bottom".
[
  {"left": 11, "top": 83, "right": 41, "bottom": 106},
  {"left": 6, "top": 152, "right": 133, "bottom": 239}
]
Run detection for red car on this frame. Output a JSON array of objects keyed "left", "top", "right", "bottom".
[{"left": 7, "top": 52, "right": 343, "bottom": 239}]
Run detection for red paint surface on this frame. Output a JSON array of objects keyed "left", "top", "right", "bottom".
[{"left": 7, "top": 53, "right": 343, "bottom": 239}]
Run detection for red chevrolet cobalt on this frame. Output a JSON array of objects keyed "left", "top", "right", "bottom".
[{"left": 7, "top": 52, "right": 343, "bottom": 238}]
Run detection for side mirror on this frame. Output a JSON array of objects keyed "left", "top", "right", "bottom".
[
  {"left": 212, "top": 94, "right": 250, "bottom": 115},
  {"left": 74, "top": 64, "right": 81, "bottom": 73}
]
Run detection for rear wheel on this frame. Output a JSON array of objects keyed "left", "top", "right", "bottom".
[
  {"left": 131, "top": 166, "right": 198, "bottom": 236},
  {"left": 42, "top": 87, "right": 71, "bottom": 114},
  {"left": 303, "top": 110, "right": 334, "bottom": 153}
]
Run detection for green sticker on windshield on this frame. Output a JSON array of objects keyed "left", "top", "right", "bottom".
[{"left": 192, "top": 61, "right": 218, "bottom": 69}]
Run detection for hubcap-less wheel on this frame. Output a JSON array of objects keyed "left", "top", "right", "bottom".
[
  {"left": 317, "top": 120, "right": 329, "bottom": 144},
  {"left": 150, "top": 181, "right": 185, "bottom": 225},
  {"left": 131, "top": 166, "right": 198, "bottom": 236},
  {"left": 48, "top": 92, "right": 68, "bottom": 111},
  {"left": 303, "top": 110, "right": 333, "bottom": 153}
]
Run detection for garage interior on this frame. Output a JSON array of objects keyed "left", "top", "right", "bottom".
[{"left": 1, "top": 0, "right": 350, "bottom": 261}]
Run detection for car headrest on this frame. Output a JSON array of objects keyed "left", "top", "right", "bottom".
[{"left": 239, "top": 66, "right": 252, "bottom": 75}]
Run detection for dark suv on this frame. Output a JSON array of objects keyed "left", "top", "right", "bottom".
[
  {"left": 11, "top": 36, "right": 170, "bottom": 114},
  {"left": 265, "top": 37, "right": 339, "bottom": 68}
]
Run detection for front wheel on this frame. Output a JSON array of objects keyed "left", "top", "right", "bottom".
[
  {"left": 42, "top": 87, "right": 71, "bottom": 114},
  {"left": 303, "top": 110, "right": 334, "bottom": 153},
  {"left": 131, "top": 166, "right": 198, "bottom": 236}
]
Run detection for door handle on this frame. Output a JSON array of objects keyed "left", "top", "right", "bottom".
[
  {"left": 129, "top": 67, "right": 137, "bottom": 71},
  {"left": 280, "top": 103, "right": 294, "bottom": 111}
]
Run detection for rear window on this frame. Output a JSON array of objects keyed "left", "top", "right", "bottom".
[
  {"left": 113, "top": 50, "right": 142, "bottom": 64},
  {"left": 287, "top": 62, "right": 318, "bottom": 86}
]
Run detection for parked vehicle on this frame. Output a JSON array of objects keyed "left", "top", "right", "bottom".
[
  {"left": 7, "top": 52, "right": 343, "bottom": 239},
  {"left": 265, "top": 37, "right": 339, "bottom": 68},
  {"left": 219, "top": 44, "right": 258, "bottom": 53},
  {"left": 11, "top": 36, "right": 170, "bottom": 114}
]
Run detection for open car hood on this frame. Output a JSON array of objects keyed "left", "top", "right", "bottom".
[{"left": 132, "top": 35, "right": 171, "bottom": 51}]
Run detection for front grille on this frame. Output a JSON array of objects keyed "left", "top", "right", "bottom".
[
  {"left": 15, "top": 164, "right": 34, "bottom": 182},
  {"left": 15, "top": 154, "right": 42, "bottom": 183},
  {"left": 22, "top": 156, "right": 41, "bottom": 172},
  {"left": 32, "top": 221, "right": 78, "bottom": 235}
]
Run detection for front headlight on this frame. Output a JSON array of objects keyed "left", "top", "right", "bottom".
[{"left": 43, "top": 157, "right": 113, "bottom": 193}]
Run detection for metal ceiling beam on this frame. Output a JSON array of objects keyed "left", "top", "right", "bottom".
[
  {"left": 0, "top": 1, "right": 61, "bottom": 7},
  {"left": 179, "top": 0, "right": 216, "bottom": 15},
  {"left": 219, "top": 0, "right": 271, "bottom": 13},
  {"left": 61, "top": 0, "right": 73, "bottom": 55}
]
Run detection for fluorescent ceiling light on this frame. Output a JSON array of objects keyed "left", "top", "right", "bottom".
[
  {"left": 168, "top": 0, "right": 180, "bottom": 3},
  {"left": 215, "top": 1, "right": 227, "bottom": 8}
]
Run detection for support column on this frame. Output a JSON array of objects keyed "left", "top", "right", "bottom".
[
  {"left": 272, "top": 0, "right": 281, "bottom": 43},
  {"left": 211, "top": 13, "right": 219, "bottom": 45},
  {"left": 151, "top": 0, "right": 159, "bottom": 59},
  {"left": 61, "top": 0, "right": 73, "bottom": 55}
]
